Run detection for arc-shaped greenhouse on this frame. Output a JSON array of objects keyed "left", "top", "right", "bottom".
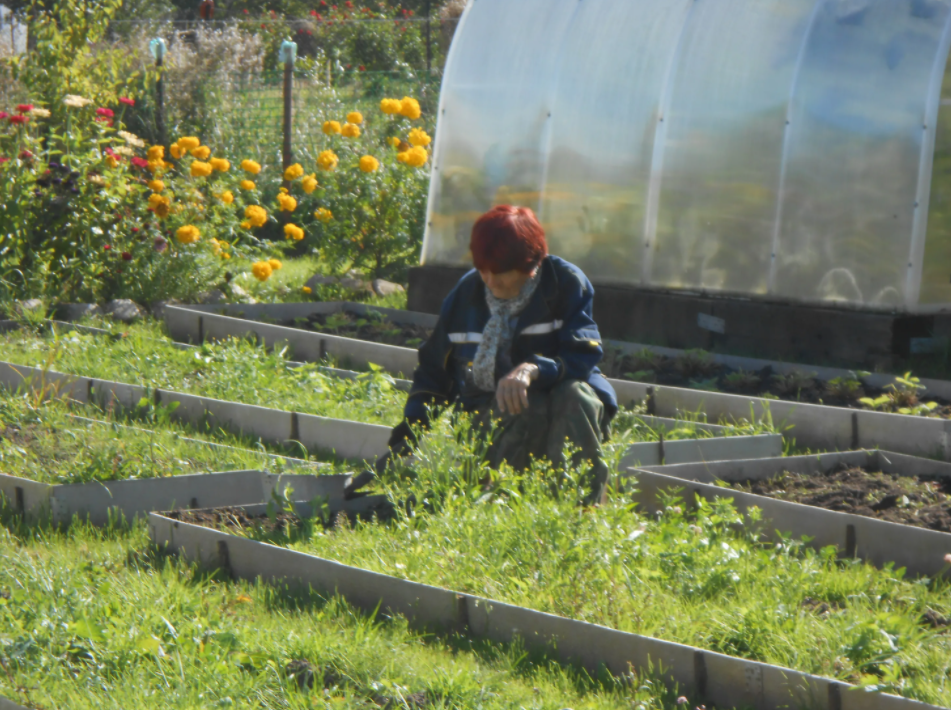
[{"left": 422, "top": 0, "right": 951, "bottom": 313}]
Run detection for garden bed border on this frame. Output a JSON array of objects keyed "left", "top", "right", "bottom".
[
  {"left": 628, "top": 450, "right": 951, "bottom": 578},
  {"left": 149, "top": 511, "right": 941, "bottom": 710},
  {"left": 0, "top": 469, "right": 352, "bottom": 527},
  {"left": 0, "top": 696, "right": 29, "bottom": 710}
]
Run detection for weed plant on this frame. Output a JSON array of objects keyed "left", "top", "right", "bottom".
[
  {"left": 235, "top": 422, "right": 951, "bottom": 707},
  {"left": 0, "top": 521, "right": 693, "bottom": 709}
]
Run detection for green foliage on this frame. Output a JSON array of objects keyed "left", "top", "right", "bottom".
[
  {"left": 825, "top": 371, "right": 869, "bottom": 401},
  {"left": 859, "top": 372, "right": 940, "bottom": 416},
  {"left": 6, "top": 0, "right": 149, "bottom": 115}
]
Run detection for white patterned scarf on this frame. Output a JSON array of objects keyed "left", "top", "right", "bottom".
[{"left": 471, "top": 268, "right": 542, "bottom": 392}]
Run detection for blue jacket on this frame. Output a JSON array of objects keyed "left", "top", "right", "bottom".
[{"left": 402, "top": 255, "right": 618, "bottom": 429}]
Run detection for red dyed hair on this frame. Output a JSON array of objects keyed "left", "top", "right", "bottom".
[{"left": 470, "top": 205, "right": 548, "bottom": 274}]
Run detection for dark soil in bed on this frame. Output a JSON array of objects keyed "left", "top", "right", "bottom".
[
  {"left": 167, "top": 505, "right": 377, "bottom": 534},
  {"left": 288, "top": 311, "right": 432, "bottom": 348},
  {"left": 729, "top": 464, "right": 951, "bottom": 532}
]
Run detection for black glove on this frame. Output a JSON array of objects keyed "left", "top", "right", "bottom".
[{"left": 343, "top": 421, "right": 419, "bottom": 499}]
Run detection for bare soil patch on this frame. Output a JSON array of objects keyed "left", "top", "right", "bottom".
[
  {"left": 729, "top": 465, "right": 951, "bottom": 532},
  {"left": 288, "top": 311, "right": 432, "bottom": 348}
]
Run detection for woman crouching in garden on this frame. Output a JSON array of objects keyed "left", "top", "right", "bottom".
[{"left": 369, "top": 205, "right": 617, "bottom": 505}]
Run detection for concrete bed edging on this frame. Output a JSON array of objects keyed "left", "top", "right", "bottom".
[
  {"left": 149, "top": 511, "right": 941, "bottom": 710},
  {"left": 0, "top": 361, "right": 784, "bottom": 477},
  {"left": 627, "top": 450, "right": 951, "bottom": 578},
  {"left": 0, "top": 696, "right": 29, "bottom": 710},
  {"left": 0, "top": 469, "right": 352, "bottom": 527},
  {"left": 163, "top": 304, "right": 951, "bottom": 460}
]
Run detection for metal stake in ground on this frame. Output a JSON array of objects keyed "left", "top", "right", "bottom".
[
  {"left": 150, "top": 38, "right": 167, "bottom": 148},
  {"left": 280, "top": 40, "right": 297, "bottom": 189}
]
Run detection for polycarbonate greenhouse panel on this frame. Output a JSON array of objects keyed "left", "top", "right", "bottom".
[{"left": 424, "top": 0, "right": 951, "bottom": 313}]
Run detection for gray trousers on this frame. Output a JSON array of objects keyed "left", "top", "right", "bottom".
[{"left": 471, "top": 380, "right": 610, "bottom": 505}]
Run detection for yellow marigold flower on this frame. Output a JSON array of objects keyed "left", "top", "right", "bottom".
[
  {"left": 176, "top": 225, "right": 201, "bottom": 244},
  {"left": 251, "top": 261, "right": 273, "bottom": 281},
  {"left": 105, "top": 155, "right": 120, "bottom": 169},
  {"left": 389, "top": 136, "right": 402, "bottom": 148},
  {"left": 155, "top": 202, "right": 170, "bottom": 218},
  {"left": 347, "top": 111, "right": 364, "bottom": 125},
  {"left": 398, "top": 146, "right": 428, "bottom": 168},
  {"left": 240, "top": 159, "right": 261, "bottom": 175},
  {"left": 170, "top": 142, "right": 184, "bottom": 159},
  {"left": 240, "top": 220, "right": 251, "bottom": 229},
  {"left": 148, "top": 180, "right": 165, "bottom": 193},
  {"left": 302, "top": 174, "right": 318, "bottom": 194},
  {"left": 268, "top": 258, "right": 283, "bottom": 270},
  {"left": 408, "top": 127, "right": 431, "bottom": 147},
  {"left": 284, "top": 224, "right": 304, "bottom": 241},
  {"left": 190, "top": 145, "right": 211, "bottom": 160},
  {"left": 284, "top": 163, "right": 304, "bottom": 181},
  {"left": 302, "top": 286, "right": 312, "bottom": 294},
  {"left": 190, "top": 160, "right": 213, "bottom": 178},
  {"left": 380, "top": 98, "right": 401, "bottom": 114},
  {"left": 317, "top": 150, "right": 339, "bottom": 171},
  {"left": 210, "top": 158, "right": 230, "bottom": 172},
  {"left": 222, "top": 253, "right": 231, "bottom": 259},
  {"left": 359, "top": 155, "right": 380, "bottom": 173},
  {"left": 244, "top": 205, "right": 268, "bottom": 227},
  {"left": 341, "top": 123, "right": 361, "bottom": 138},
  {"left": 276, "top": 193, "right": 297, "bottom": 212},
  {"left": 218, "top": 190, "right": 234, "bottom": 204},
  {"left": 148, "top": 193, "right": 169, "bottom": 209},
  {"left": 315, "top": 207, "right": 333, "bottom": 222},
  {"left": 147, "top": 145, "right": 165, "bottom": 162},
  {"left": 399, "top": 96, "right": 421, "bottom": 120},
  {"left": 322, "top": 120, "right": 342, "bottom": 135},
  {"left": 178, "top": 136, "right": 201, "bottom": 151},
  {"left": 210, "top": 238, "right": 221, "bottom": 254},
  {"left": 240, "top": 179, "right": 256, "bottom": 191}
]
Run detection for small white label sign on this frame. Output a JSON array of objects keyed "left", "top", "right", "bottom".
[{"left": 697, "top": 312, "right": 725, "bottom": 334}]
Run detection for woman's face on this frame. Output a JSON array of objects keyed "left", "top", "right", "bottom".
[{"left": 479, "top": 268, "right": 531, "bottom": 300}]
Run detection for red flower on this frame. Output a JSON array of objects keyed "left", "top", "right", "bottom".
[
  {"left": 310, "top": 9, "right": 317, "bottom": 15},
  {"left": 306, "top": 29, "right": 313, "bottom": 35},
  {"left": 261, "top": 23, "right": 266, "bottom": 28},
  {"left": 346, "top": 63, "right": 352, "bottom": 69},
  {"left": 15, "top": 104, "right": 33, "bottom": 114},
  {"left": 0, "top": 112, "right": 7, "bottom": 120},
  {"left": 358, "top": 65, "right": 365, "bottom": 71},
  {"left": 103, "top": 245, "right": 112, "bottom": 251},
  {"left": 243, "top": 7, "right": 248, "bottom": 12},
  {"left": 8, "top": 114, "right": 27, "bottom": 125},
  {"left": 121, "top": 251, "right": 132, "bottom": 261},
  {"left": 344, "top": 0, "right": 352, "bottom": 7},
  {"left": 0, "top": 157, "right": 8, "bottom": 164},
  {"left": 104, "top": 146, "right": 115, "bottom": 156},
  {"left": 119, "top": 97, "right": 135, "bottom": 106},
  {"left": 316, "top": 12, "right": 322, "bottom": 19},
  {"left": 18, "top": 150, "right": 32, "bottom": 160},
  {"left": 332, "top": 4, "right": 337, "bottom": 9},
  {"left": 408, "top": 9, "right": 414, "bottom": 15},
  {"left": 131, "top": 156, "right": 149, "bottom": 169},
  {"left": 96, "top": 107, "right": 115, "bottom": 118},
  {"left": 319, "top": 0, "right": 326, "bottom": 5},
  {"left": 132, "top": 227, "right": 139, "bottom": 233},
  {"left": 326, "top": 20, "right": 333, "bottom": 25}
]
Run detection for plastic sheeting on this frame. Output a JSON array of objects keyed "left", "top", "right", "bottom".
[{"left": 423, "top": 0, "right": 951, "bottom": 313}]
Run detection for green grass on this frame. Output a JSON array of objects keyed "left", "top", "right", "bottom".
[
  {"left": 0, "top": 388, "right": 341, "bottom": 485},
  {"left": 224, "top": 430, "right": 951, "bottom": 707},
  {"left": 0, "top": 521, "right": 692, "bottom": 710}
]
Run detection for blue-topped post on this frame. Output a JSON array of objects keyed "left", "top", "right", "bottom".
[
  {"left": 149, "top": 38, "right": 167, "bottom": 148},
  {"left": 280, "top": 39, "right": 297, "bottom": 183}
]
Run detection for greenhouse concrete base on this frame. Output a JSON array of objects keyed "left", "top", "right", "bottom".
[
  {"left": 150, "top": 511, "right": 943, "bottom": 710},
  {"left": 628, "top": 450, "right": 951, "bottom": 578},
  {"left": 0, "top": 469, "right": 352, "bottom": 527},
  {"left": 409, "top": 265, "right": 949, "bottom": 368}
]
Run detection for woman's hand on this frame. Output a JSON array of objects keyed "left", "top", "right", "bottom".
[{"left": 496, "top": 362, "right": 539, "bottom": 415}]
